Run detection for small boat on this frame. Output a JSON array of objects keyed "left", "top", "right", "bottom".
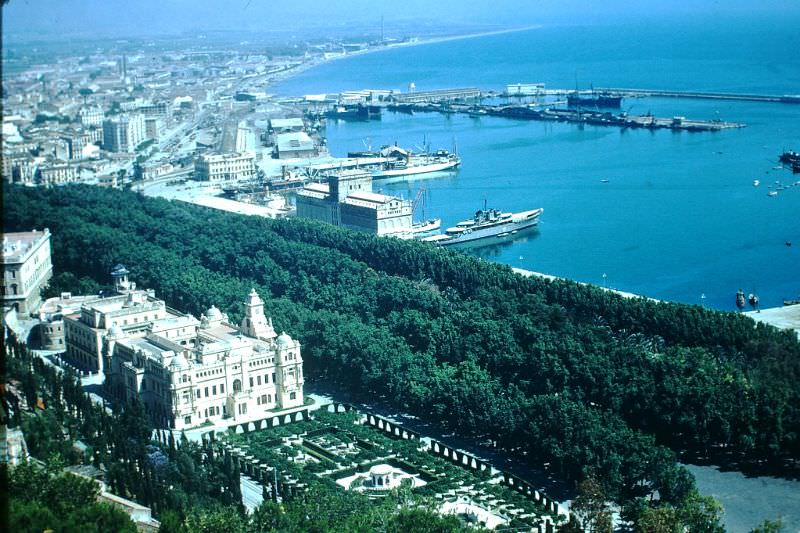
[
  {"left": 768, "top": 191, "right": 778, "bottom": 197},
  {"left": 753, "top": 179, "right": 760, "bottom": 186},
  {"left": 736, "top": 289, "right": 746, "bottom": 311},
  {"left": 748, "top": 292, "right": 759, "bottom": 311},
  {"left": 779, "top": 150, "right": 800, "bottom": 165},
  {"left": 786, "top": 241, "right": 792, "bottom": 247},
  {"left": 600, "top": 179, "right": 609, "bottom": 183},
  {"left": 411, "top": 218, "right": 442, "bottom": 235}
]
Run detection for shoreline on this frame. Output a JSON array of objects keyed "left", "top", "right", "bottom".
[{"left": 265, "top": 25, "right": 543, "bottom": 94}]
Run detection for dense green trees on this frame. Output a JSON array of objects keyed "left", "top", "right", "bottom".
[
  {"left": 5, "top": 184, "right": 799, "bottom": 513},
  {"left": 6, "top": 463, "right": 138, "bottom": 533}
]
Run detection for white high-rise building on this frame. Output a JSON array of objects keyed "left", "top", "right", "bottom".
[
  {"left": 79, "top": 105, "right": 105, "bottom": 127},
  {"left": 102, "top": 114, "right": 145, "bottom": 153}
]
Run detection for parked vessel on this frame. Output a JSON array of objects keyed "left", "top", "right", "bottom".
[
  {"left": 567, "top": 91, "right": 623, "bottom": 109},
  {"left": 372, "top": 146, "right": 461, "bottom": 179},
  {"left": 411, "top": 218, "right": 442, "bottom": 235},
  {"left": 326, "top": 104, "right": 380, "bottom": 121},
  {"left": 423, "top": 206, "right": 543, "bottom": 246},
  {"left": 779, "top": 150, "right": 800, "bottom": 165},
  {"left": 736, "top": 289, "right": 746, "bottom": 310}
]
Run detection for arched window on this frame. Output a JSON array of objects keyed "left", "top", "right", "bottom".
[{"left": 233, "top": 379, "right": 242, "bottom": 393}]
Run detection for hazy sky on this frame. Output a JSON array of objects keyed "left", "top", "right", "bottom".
[{"left": 3, "top": 0, "right": 799, "bottom": 40}]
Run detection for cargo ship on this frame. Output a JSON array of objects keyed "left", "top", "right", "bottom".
[
  {"left": 422, "top": 206, "right": 543, "bottom": 246},
  {"left": 567, "top": 91, "right": 623, "bottom": 109},
  {"left": 325, "top": 104, "right": 381, "bottom": 121}
]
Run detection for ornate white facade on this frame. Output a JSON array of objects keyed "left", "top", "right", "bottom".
[
  {"left": 103, "top": 285, "right": 304, "bottom": 430},
  {"left": 63, "top": 265, "right": 172, "bottom": 374}
]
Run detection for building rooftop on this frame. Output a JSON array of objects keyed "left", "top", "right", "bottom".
[
  {"left": 276, "top": 131, "right": 315, "bottom": 152},
  {"left": 2, "top": 229, "right": 50, "bottom": 263},
  {"left": 39, "top": 293, "right": 102, "bottom": 320},
  {"left": 345, "top": 190, "right": 394, "bottom": 205},
  {"left": 269, "top": 117, "right": 304, "bottom": 129},
  {"left": 297, "top": 182, "right": 330, "bottom": 200},
  {"left": 198, "top": 152, "right": 254, "bottom": 163}
]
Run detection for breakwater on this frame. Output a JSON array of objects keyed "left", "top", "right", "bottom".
[
  {"left": 386, "top": 102, "right": 745, "bottom": 132},
  {"left": 597, "top": 87, "right": 800, "bottom": 104}
]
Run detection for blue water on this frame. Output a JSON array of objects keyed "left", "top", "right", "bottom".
[{"left": 274, "top": 17, "right": 800, "bottom": 310}]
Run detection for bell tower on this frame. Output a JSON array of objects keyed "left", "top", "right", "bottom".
[{"left": 240, "top": 288, "right": 276, "bottom": 340}]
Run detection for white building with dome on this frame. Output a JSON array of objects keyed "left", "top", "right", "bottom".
[
  {"left": 104, "top": 287, "right": 305, "bottom": 430},
  {"left": 62, "top": 265, "right": 304, "bottom": 430}
]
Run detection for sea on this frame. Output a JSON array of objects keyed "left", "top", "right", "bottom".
[
  {"left": 273, "top": 17, "right": 800, "bottom": 530},
  {"left": 273, "top": 15, "right": 800, "bottom": 312}
]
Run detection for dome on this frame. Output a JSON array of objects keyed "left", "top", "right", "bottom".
[
  {"left": 108, "top": 323, "right": 124, "bottom": 338},
  {"left": 206, "top": 305, "right": 223, "bottom": 321},
  {"left": 276, "top": 331, "right": 293, "bottom": 348},
  {"left": 169, "top": 353, "right": 190, "bottom": 370},
  {"left": 369, "top": 464, "right": 393, "bottom": 476}
]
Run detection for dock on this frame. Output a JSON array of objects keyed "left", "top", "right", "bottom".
[
  {"left": 597, "top": 87, "right": 800, "bottom": 104},
  {"left": 267, "top": 156, "right": 391, "bottom": 190},
  {"left": 745, "top": 304, "right": 800, "bottom": 340},
  {"left": 388, "top": 102, "right": 745, "bottom": 132},
  {"left": 392, "top": 87, "right": 481, "bottom": 103}
]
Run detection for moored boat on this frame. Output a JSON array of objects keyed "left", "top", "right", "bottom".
[
  {"left": 372, "top": 146, "right": 461, "bottom": 179},
  {"left": 567, "top": 91, "right": 623, "bottom": 109},
  {"left": 411, "top": 218, "right": 442, "bottom": 235},
  {"left": 423, "top": 206, "right": 543, "bottom": 246}
]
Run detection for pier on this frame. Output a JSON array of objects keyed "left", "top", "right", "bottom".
[
  {"left": 392, "top": 87, "right": 481, "bottom": 103},
  {"left": 387, "top": 101, "right": 745, "bottom": 132},
  {"left": 744, "top": 304, "right": 800, "bottom": 340},
  {"left": 597, "top": 87, "right": 800, "bottom": 104}
]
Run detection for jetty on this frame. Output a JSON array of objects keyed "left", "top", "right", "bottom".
[
  {"left": 388, "top": 102, "right": 745, "bottom": 132},
  {"left": 597, "top": 87, "right": 800, "bottom": 104},
  {"left": 745, "top": 304, "right": 800, "bottom": 340},
  {"left": 392, "top": 87, "right": 481, "bottom": 103}
]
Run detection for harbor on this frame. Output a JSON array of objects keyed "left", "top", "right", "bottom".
[{"left": 303, "top": 85, "right": 748, "bottom": 132}]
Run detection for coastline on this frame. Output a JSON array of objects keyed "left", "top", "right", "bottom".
[{"left": 265, "top": 25, "right": 542, "bottom": 93}]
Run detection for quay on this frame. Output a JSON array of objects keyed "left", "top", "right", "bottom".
[
  {"left": 745, "top": 304, "right": 800, "bottom": 340},
  {"left": 391, "top": 87, "right": 481, "bottom": 103},
  {"left": 597, "top": 87, "right": 800, "bottom": 104},
  {"left": 268, "top": 157, "right": 392, "bottom": 190}
]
